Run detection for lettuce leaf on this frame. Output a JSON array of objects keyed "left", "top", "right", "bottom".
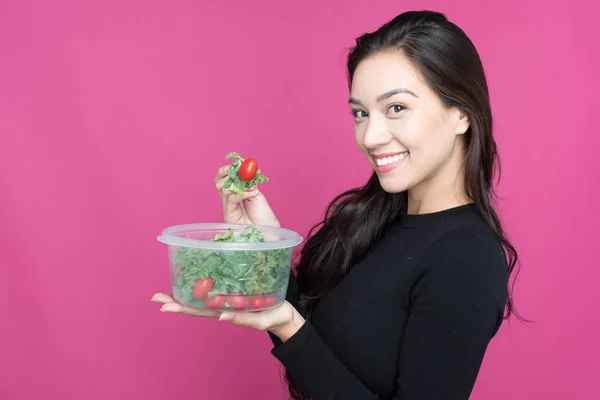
[
  {"left": 172, "top": 226, "right": 290, "bottom": 306},
  {"left": 222, "top": 152, "right": 269, "bottom": 195}
]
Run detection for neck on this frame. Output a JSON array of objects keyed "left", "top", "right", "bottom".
[
  {"left": 407, "top": 184, "right": 471, "bottom": 215},
  {"left": 407, "top": 145, "right": 471, "bottom": 215}
]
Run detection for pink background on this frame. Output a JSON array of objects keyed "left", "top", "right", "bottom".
[{"left": 1, "top": 0, "right": 598, "bottom": 399}]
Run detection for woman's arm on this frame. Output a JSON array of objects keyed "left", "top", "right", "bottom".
[{"left": 270, "top": 226, "right": 508, "bottom": 399}]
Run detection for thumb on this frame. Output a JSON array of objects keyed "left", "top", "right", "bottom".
[{"left": 242, "top": 188, "right": 261, "bottom": 201}]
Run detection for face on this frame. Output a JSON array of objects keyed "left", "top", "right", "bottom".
[{"left": 349, "top": 52, "right": 470, "bottom": 194}]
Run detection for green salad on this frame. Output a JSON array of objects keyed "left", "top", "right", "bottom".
[
  {"left": 223, "top": 152, "right": 269, "bottom": 196},
  {"left": 172, "top": 225, "right": 290, "bottom": 310}
]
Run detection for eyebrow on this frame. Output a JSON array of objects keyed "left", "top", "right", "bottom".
[{"left": 348, "top": 88, "right": 419, "bottom": 106}]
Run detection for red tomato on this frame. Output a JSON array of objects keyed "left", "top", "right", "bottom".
[
  {"left": 227, "top": 293, "right": 250, "bottom": 310},
  {"left": 250, "top": 295, "right": 265, "bottom": 309},
  {"left": 263, "top": 294, "right": 278, "bottom": 307},
  {"left": 204, "top": 294, "right": 226, "bottom": 309},
  {"left": 239, "top": 158, "right": 258, "bottom": 181},
  {"left": 193, "top": 277, "right": 213, "bottom": 299}
]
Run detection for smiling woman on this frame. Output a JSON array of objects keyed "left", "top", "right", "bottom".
[
  {"left": 153, "top": 9, "right": 521, "bottom": 400},
  {"left": 349, "top": 51, "right": 472, "bottom": 207}
]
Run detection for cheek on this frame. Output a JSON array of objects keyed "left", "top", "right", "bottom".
[
  {"left": 354, "top": 125, "right": 368, "bottom": 153},
  {"left": 387, "top": 118, "right": 419, "bottom": 153},
  {"left": 398, "top": 113, "right": 453, "bottom": 159}
]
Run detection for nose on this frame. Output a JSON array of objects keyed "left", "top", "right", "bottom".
[{"left": 362, "top": 115, "right": 391, "bottom": 149}]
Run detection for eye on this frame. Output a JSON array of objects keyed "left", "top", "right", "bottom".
[
  {"left": 351, "top": 109, "right": 368, "bottom": 120},
  {"left": 387, "top": 104, "right": 406, "bottom": 115}
]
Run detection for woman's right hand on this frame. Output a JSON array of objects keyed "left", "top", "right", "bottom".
[{"left": 214, "top": 165, "right": 280, "bottom": 228}]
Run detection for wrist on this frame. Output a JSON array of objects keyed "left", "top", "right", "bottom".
[{"left": 272, "top": 309, "right": 305, "bottom": 343}]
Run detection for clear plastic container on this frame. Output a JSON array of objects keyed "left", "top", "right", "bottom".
[{"left": 157, "top": 223, "right": 303, "bottom": 312}]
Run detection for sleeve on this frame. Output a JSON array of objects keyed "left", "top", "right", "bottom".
[{"left": 269, "top": 226, "right": 508, "bottom": 400}]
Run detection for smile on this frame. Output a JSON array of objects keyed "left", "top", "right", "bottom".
[
  {"left": 372, "top": 152, "right": 409, "bottom": 173},
  {"left": 374, "top": 152, "right": 408, "bottom": 166}
]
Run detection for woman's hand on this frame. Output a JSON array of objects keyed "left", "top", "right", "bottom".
[
  {"left": 151, "top": 293, "right": 305, "bottom": 342},
  {"left": 215, "top": 165, "right": 280, "bottom": 228}
]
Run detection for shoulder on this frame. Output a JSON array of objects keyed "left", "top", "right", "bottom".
[
  {"left": 409, "top": 225, "right": 509, "bottom": 327},
  {"left": 428, "top": 224, "right": 508, "bottom": 266},
  {"left": 420, "top": 224, "right": 509, "bottom": 286}
]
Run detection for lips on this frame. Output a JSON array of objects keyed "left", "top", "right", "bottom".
[{"left": 372, "top": 152, "right": 409, "bottom": 167}]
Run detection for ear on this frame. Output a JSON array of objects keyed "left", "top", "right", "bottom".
[{"left": 455, "top": 110, "right": 470, "bottom": 135}]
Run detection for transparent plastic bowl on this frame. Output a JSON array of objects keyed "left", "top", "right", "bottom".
[{"left": 157, "top": 223, "right": 303, "bottom": 312}]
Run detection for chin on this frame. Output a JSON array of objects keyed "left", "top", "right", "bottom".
[{"left": 377, "top": 174, "right": 410, "bottom": 194}]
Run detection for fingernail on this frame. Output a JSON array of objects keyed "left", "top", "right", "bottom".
[{"left": 219, "top": 314, "right": 233, "bottom": 321}]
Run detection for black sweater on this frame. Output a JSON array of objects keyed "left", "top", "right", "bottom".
[{"left": 269, "top": 204, "right": 508, "bottom": 400}]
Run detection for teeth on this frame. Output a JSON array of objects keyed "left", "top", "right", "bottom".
[{"left": 374, "top": 152, "right": 409, "bottom": 167}]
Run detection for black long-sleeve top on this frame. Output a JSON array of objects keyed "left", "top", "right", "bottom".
[{"left": 269, "top": 204, "right": 508, "bottom": 399}]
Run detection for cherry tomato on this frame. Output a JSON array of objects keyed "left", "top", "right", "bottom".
[
  {"left": 192, "top": 277, "right": 213, "bottom": 299},
  {"left": 250, "top": 295, "right": 265, "bottom": 309},
  {"left": 263, "top": 294, "right": 278, "bottom": 307},
  {"left": 239, "top": 158, "right": 258, "bottom": 182},
  {"left": 204, "top": 294, "right": 226, "bottom": 309},
  {"left": 227, "top": 293, "right": 250, "bottom": 310}
]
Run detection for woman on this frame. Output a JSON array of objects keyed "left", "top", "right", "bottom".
[{"left": 152, "top": 10, "right": 519, "bottom": 400}]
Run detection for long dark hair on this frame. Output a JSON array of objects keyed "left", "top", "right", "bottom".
[{"left": 285, "top": 10, "right": 522, "bottom": 399}]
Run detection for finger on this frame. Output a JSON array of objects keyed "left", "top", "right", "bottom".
[
  {"left": 215, "top": 176, "right": 228, "bottom": 193},
  {"left": 227, "top": 189, "right": 259, "bottom": 204},
  {"left": 223, "top": 192, "right": 257, "bottom": 220},
  {"left": 216, "top": 177, "right": 258, "bottom": 197},
  {"left": 219, "top": 311, "right": 269, "bottom": 330},
  {"left": 160, "top": 302, "right": 221, "bottom": 318},
  {"left": 151, "top": 293, "right": 176, "bottom": 304},
  {"left": 242, "top": 188, "right": 264, "bottom": 202},
  {"left": 214, "top": 165, "right": 230, "bottom": 182}
]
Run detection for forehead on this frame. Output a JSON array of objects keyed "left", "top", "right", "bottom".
[{"left": 350, "top": 52, "right": 425, "bottom": 98}]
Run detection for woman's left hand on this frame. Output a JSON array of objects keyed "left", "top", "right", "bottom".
[{"left": 151, "top": 293, "right": 306, "bottom": 343}]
